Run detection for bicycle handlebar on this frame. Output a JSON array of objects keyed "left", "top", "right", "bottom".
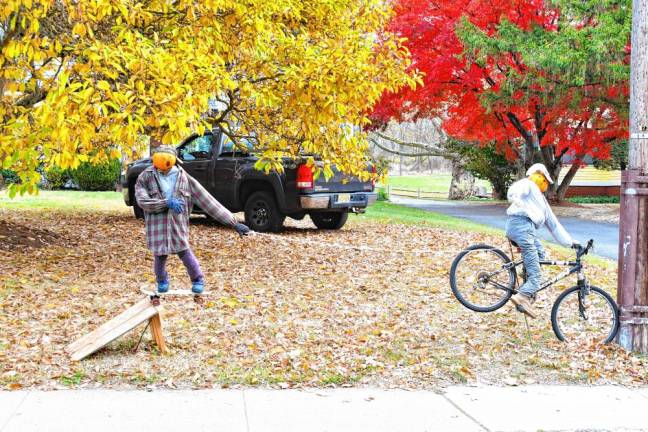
[{"left": 576, "top": 239, "right": 594, "bottom": 259}]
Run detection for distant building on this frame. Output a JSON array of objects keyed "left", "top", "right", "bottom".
[{"left": 558, "top": 166, "right": 620, "bottom": 197}]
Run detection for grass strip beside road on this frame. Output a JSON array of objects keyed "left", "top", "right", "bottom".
[
  {"left": 383, "top": 174, "right": 491, "bottom": 194},
  {"left": 355, "top": 201, "right": 500, "bottom": 235}
]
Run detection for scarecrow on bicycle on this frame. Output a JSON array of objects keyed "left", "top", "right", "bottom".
[{"left": 506, "top": 163, "right": 580, "bottom": 318}]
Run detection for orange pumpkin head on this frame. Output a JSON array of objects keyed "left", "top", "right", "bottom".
[
  {"left": 529, "top": 172, "right": 549, "bottom": 193},
  {"left": 152, "top": 152, "right": 176, "bottom": 172}
]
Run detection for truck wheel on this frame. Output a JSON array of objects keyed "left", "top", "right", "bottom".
[
  {"left": 310, "top": 212, "right": 348, "bottom": 230},
  {"left": 244, "top": 191, "right": 285, "bottom": 232},
  {"left": 133, "top": 202, "right": 144, "bottom": 219}
]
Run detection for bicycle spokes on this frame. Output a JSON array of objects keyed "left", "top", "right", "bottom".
[
  {"left": 551, "top": 286, "right": 619, "bottom": 344},
  {"left": 450, "top": 247, "right": 515, "bottom": 312}
]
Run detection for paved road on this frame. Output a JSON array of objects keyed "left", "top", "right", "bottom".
[
  {"left": 391, "top": 196, "right": 620, "bottom": 260},
  {"left": 2, "top": 386, "right": 647, "bottom": 431}
]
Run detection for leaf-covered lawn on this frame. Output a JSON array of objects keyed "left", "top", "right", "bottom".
[{"left": 0, "top": 203, "right": 645, "bottom": 390}]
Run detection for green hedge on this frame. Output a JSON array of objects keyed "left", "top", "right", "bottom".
[
  {"left": 567, "top": 195, "right": 620, "bottom": 204},
  {"left": 45, "top": 166, "right": 72, "bottom": 189},
  {"left": 70, "top": 159, "right": 121, "bottom": 191},
  {"left": 0, "top": 169, "right": 20, "bottom": 184}
]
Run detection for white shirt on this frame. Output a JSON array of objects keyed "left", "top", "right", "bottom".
[{"left": 506, "top": 178, "right": 573, "bottom": 247}]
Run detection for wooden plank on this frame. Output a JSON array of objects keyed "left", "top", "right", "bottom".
[
  {"left": 70, "top": 304, "right": 161, "bottom": 361},
  {"left": 149, "top": 314, "right": 167, "bottom": 354},
  {"left": 140, "top": 286, "right": 199, "bottom": 296},
  {"left": 66, "top": 298, "right": 152, "bottom": 354}
]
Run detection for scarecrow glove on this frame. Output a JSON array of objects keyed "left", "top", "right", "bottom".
[
  {"left": 167, "top": 197, "right": 185, "bottom": 214},
  {"left": 235, "top": 223, "right": 250, "bottom": 237}
]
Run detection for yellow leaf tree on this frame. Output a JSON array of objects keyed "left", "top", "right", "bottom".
[{"left": 0, "top": 0, "right": 418, "bottom": 195}]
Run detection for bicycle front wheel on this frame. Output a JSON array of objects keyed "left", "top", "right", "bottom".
[
  {"left": 551, "top": 286, "right": 619, "bottom": 344},
  {"left": 449, "top": 244, "right": 516, "bottom": 312}
]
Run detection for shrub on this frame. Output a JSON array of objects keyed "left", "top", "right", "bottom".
[
  {"left": 447, "top": 141, "right": 517, "bottom": 199},
  {"left": 0, "top": 169, "right": 20, "bottom": 184},
  {"left": 567, "top": 195, "right": 620, "bottom": 204},
  {"left": 70, "top": 159, "right": 121, "bottom": 191},
  {"left": 376, "top": 186, "right": 389, "bottom": 201},
  {"left": 45, "top": 166, "right": 72, "bottom": 189}
]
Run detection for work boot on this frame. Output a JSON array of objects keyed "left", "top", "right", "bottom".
[
  {"left": 157, "top": 279, "right": 170, "bottom": 293},
  {"left": 191, "top": 278, "right": 205, "bottom": 294},
  {"left": 511, "top": 293, "right": 537, "bottom": 319}
]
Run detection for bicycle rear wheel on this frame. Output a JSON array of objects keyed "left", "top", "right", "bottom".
[
  {"left": 449, "top": 244, "right": 516, "bottom": 312},
  {"left": 551, "top": 286, "right": 619, "bottom": 344}
]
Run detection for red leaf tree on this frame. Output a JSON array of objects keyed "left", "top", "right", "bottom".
[{"left": 372, "top": 0, "right": 630, "bottom": 200}]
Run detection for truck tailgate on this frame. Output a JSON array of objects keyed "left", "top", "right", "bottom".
[{"left": 311, "top": 167, "right": 373, "bottom": 194}]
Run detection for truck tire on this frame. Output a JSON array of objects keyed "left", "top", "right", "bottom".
[
  {"left": 130, "top": 183, "right": 145, "bottom": 219},
  {"left": 244, "top": 191, "right": 285, "bottom": 232},
  {"left": 310, "top": 212, "right": 348, "bottom": 230},
  {"left": 133, "top": 202, "right": 144, "bottom": 219}
]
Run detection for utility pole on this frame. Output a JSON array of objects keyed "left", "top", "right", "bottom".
[{"left": 617, "top": 0, "right": 648, "bottom": 352}]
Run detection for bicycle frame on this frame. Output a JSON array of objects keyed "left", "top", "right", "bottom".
[{"left": 503, "top": 258, "right": 587, "bottom": 294}]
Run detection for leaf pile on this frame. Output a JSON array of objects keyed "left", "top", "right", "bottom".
[
  {"left": 0, "top": 208, "right": 645, "bottom": 390},
  {"left": 0, "top": 219, "right": 67, "bottom": 250}
]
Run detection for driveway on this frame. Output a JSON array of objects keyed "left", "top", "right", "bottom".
[{"left": 390, "top": 196, "right": 620, "bottom": 260}]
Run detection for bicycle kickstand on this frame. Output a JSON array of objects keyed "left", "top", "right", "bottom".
[{"left": 522, "top": 314, "right": 532, "bottom": 345}]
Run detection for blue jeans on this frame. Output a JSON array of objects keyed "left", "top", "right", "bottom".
[{"left": 505, "top": 215, "right": 545, "bottom": 297}]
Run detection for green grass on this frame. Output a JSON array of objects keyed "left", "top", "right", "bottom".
[
  {"left": 381, "top": 174, "right": 491, "bottom": 194},
  {"left": 0, "top": 190, "right": 125, "bottom": 212},
  {"left": 355, "top": 201, "right": 499, "bottom": 234}
]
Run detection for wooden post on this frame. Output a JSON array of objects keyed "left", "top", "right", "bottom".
[
  {"left": 617, "top": 0, "right": 648, "bottom": 353},
  {"left": 149, "top": 313, "right": 168, "bottom": 354}
]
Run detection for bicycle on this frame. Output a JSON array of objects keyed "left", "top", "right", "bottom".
[{"left": 449, "top": 239, "right": 620, "bottom": 344}]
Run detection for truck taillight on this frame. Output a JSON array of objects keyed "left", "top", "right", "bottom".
[{"left": 297, "top": 164, "right": 313, "bottom": 189}]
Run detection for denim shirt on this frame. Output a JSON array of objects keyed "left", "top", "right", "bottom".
[{"left": 157, "top": 166, "right": 179, "bottom": 201}]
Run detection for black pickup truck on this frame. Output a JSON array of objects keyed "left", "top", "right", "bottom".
[{"left": 121, "top": 131, "right": 377, "bottom": 232}]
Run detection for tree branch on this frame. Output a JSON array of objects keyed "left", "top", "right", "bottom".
[
  {"left": 370, "top": 137, "right": 459, "bottom": 160},
  {"left": 506, "top": 112, "right": 531, "bottom": 142},
  {"left": 372, "top": 131, "right": 448, "bottom": 153}
]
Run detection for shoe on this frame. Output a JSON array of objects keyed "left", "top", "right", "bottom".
[
  {"left": 511, "top": 293, "right": 537, "bottom": 319},
  {"left": 191, "top": 279, "right": 205, "bottom": 294},
  {"left": 157, "top": 279, "right": 170, "bottom": 293}
]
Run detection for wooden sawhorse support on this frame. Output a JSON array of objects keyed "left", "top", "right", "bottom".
[{"left": 66, "top": 297, "right": 167, "bottom": 361}]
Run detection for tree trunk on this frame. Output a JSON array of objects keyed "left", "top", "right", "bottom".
[
  {"left": 448, "top": 160, "right": 476, "bottom": 200},
  {"left": 554, "top": 161, "right": 581, "bottom": 202},
  {"left": 0, "top": 174, "right": 4, "bottom": 190}
]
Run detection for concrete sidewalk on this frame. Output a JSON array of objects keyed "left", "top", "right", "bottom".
[{"left": 1, "top": 386, "right": 647, "bottom": 432}]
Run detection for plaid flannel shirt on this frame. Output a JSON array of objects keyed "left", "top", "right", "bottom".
[{"left": 135, "top": 166, "right": 238, "bottom": 255}]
